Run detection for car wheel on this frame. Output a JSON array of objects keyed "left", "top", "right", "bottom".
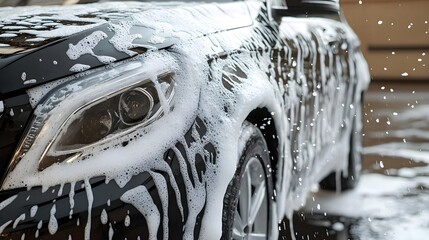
[
  {"left": 222, "top": 121, "right": 274, "bottom": 239},
  {"left": 320, "top": 102, "right": 362, "bottom": 191}
]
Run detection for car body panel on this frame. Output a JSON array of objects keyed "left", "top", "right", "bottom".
[
  {"left": 0, "top": 1, "right": 369, "bottom": 239},
  {"left": 0, "top": 117, "right": 212, "bottom": 239},
  {"left": 0, "top": 1, "right": 252, "bottom": 96}
]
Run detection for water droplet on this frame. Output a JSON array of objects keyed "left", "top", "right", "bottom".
[
  {"left": 100, "top": 209, "right": 108, "bottom": 225},
  {"left": 124, "top": 215, "right": 131, "bottom": 227},
  {"left": 332, "top": 222, "right": 345, "bottom": 231}
]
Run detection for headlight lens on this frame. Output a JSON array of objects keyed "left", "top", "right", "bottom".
[
  {"left": 54, "top": 84, "right": 161, "bottom": 152},
  {"left": 119, "top": 87, "right": 155, "bottom": 125},
  {"left": 5, "top": 59, "right": 175, "bottom": 173},
  {"left": 39, "top": 73, "right": 173, "bottom": 171}
]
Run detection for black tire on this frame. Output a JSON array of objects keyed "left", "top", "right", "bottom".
[
  {"left": 221, "top": 121, "right": 274, "bottom": 239},
  {"left": 320, "top": 103, "right": 362, "bottom": 191}
]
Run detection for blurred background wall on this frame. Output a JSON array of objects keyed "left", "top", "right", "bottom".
[{"left": 342, "top": 0, "right": 428, "bottom": 81}]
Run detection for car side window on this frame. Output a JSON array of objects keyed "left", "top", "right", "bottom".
[{"left": 271, "top": 0, "right": 287, "bottom": 8}]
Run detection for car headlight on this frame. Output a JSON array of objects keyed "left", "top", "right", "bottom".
[{"left": 7, "top": 58, "right": 175, "bottom": 174}]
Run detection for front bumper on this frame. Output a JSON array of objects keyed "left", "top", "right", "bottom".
[{"left": 0, "top": 117, "right": 215, "bottom": 240}]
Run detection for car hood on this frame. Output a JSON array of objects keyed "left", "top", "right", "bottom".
[{"left": 0, "top": 1, "right": 253, "bottom": 96}]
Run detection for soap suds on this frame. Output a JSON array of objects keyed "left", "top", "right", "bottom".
[
  {"left": 0, "top": 195, "right": 17, "bottom": 211},
  {"left": 70, "top": 64, "right": 91, "bottom": 73},
  {"left": 0, "top": 1, "right": 369, "bottom": 239},
  {"left": 121, "top": 185, "right": 160, "bottom": 240},
  {"left": 13, "top": 213, "right": 25, "bottom": 229},
  {"left": 30, "top": 205, "right": 38, "bottom": 218},
  {"left": 48, "top": 205, "right": 58, "bottom": 235},
  {"left": 100, "top": 209, "right": 108, "bottom": 225},
  {"left": 66, "top": 30, "right": 116, "bottom": 64}
]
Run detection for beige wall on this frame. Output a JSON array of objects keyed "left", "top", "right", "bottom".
[{"left": 342, "top": 0, "right": 429, "bottom": 80}]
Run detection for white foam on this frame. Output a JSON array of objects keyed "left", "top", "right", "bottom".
[
  {"left": 148, "top": 35, "right": 165, "bottom": 44},
  {"left": 20, "top": 24, "right": 104, "bottom": 38},
  {"left": 100, "top": 209, "right": 108, "bottom": 225},
  {"left": 304, "top": 173, "right": 429, "bottom": 220},
  {"left": 3, "top": 26, "right": 26, "bottom": 30},
  {"left": 48, "top": 205, "right": 58, "bottom": 235},
  {"left": 149, "top": 172, "right": 169, "bottom": 239},
  {"left": 23, "top": 79, "right": 37, "bottom": 85},
  {"left": 66, "top": 30, "right": 116, "bottom": 64},
  {"left": 84, "top": 179, "right": 93, "bottom": 240},
  {"left": 108, "top": 21, "right": 145, "bottom": 56},
  {"left": 30, "top": 205, "right": 38, "bottom": 218},
  {"left": 26, "top": 38, "right": 46, "bottom": 42},
  {"left": 0, "top": 220, "right": 12, "bottom": 234},
  {"left": 124, "top": 214, "right": 130, "bottom": 227},
  {"left": 12, "top": 213, "right": 25, "bottom": 229},
  {"left": 70, "top": 64, "right": 91, "bottom": 73},
  {"left": 364, "top": 142, "right": 429, "bottom": 164},
  {"left": 0, "top": 33, "right": 16, "bottom": 37},
  {"left": 0, "top": 195, "right": 16, "bottom": 211},
  {"left": 0, "top": 1, "right": 369, "bottom": 239},
  {"left": 108, "top": 223, "right": 114, "bottom": 240},
  {"left": 121, "top": 186, "right": 160, "bottom": 240}
]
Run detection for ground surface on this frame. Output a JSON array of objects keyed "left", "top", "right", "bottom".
[{"left": 279, "top": 81, "right": 429, "bottom": 240}]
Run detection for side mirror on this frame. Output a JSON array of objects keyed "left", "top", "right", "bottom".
[
  {"left": 268, "top": 0, "right": 288, "bottom": 23},
  {"left": 271, "top": 0, "right": 340, "bottom": 22}
]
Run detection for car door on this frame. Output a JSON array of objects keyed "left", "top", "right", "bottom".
[{"left": 271, "top": 0, "right": 357, "bottom": 191}]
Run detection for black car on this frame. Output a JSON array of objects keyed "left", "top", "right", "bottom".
[{"left": 0, "top": 0, "right": 369, "bottom": 239}]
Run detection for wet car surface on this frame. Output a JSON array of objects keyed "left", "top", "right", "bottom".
[
  {"left": 285, "top": 81, "right": 429, "bottom": 240},
  {"left": 0, "top": 0, "right": 370, "bottom": 239}
]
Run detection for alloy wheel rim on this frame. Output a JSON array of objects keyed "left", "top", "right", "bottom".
[{"left": 232, "top": 157, "right": 268, "bottom": 240}]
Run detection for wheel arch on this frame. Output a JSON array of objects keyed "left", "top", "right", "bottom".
[{"left": 245, "top": 107, "right": 280, "bottom": 197}]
